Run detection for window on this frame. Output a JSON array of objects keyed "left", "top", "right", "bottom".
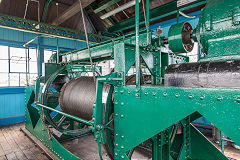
[
  {"left": 10, "top": 47, "right": 27, "bottom": 73},
  {"left": 0, "top": 45, "right": 39, "bottom": 87},
  {"left": 44, "top": 50, "right": 55, "bottom": 62},
  {"left": 0, "top": 46, "right": 8, "bottom": 73},
  {"left": 0, "top": 73, "right": 8, "bottom": 87},
  {"left": 29, "top": 48, "right": 38, "bottom": 74}
]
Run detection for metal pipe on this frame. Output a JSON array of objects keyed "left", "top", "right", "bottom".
[
  {"left": 37, "top": 37, "right": 40, "bottom": 76},
  {"left": 179, "top": 11, "right": 196, "bottom": 19},
  {"left": 116, "top": 2, "right": 129, "bottom": 18},
  {"left": 23, "top": 36, "right": 39, "bottom": 47},
  {"left": 56, "top": 38, "right": 59, "bottom": 63},
  {"left": 100, "top": 0, "right": 140, "bottom": 19},
  {"left": 146, "top": 0, "right": 150, "bottom": 44},
  {"left": 26, "top": 48, "right": 29, "bottom": 86},
  {"left": 221, "top": 131, "right": 224, "bottom": 154},
  {"left": 135, "top": 0, "right": 140, "bottom": 88},
  {"left": 36, "top": 103, "right": 94, "bottom": 126},
  {"left": 23, "top": 34, "right": 56, "bottom": 47}
]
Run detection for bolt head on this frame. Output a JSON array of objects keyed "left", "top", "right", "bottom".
[
  {"left": 236, "top": 97, "right": 240, "bottom": 103},
  {"left": 163, "top": 93, "right": 167, "bottom": 97}
]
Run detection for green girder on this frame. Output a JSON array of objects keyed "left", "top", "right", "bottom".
[
  {"left": 108, "top": 0, "right": 207, "bottom": 33},
  {"left": 0, "top": 14, "right": 109, "bottom": 43},
  {"left": 113, "top": 86, "right": 240, "bottom": 159}
]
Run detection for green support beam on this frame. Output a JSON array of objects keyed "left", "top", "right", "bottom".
[
  {"left": 41, "top": 0, "right": 52, "bottom": 22},
  {"left": 61, "top": 30, "right": 150, "bottom": 63},
  {"left": 93, "top": 0, "right": 121, "bottom": 14},
  {"left": 83, "top": 9, "right": 97, "bottom": 33},
  {"left": 114, "top": 85, "right": 240, "bottom": 159},
  {"left": 0, "top": 14, "right": 109, "bottom": 43},
  {"left": 108, "top": 0, "right": 207, "bottom": 33}
]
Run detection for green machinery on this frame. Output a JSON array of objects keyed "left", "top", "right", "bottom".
[{"left": 25, "top": 0, "right": 240, "bottom": 159}]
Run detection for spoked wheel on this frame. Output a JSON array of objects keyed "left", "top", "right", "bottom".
[{"left": 39, "top": 67, "right": 91, "bottom": 136}]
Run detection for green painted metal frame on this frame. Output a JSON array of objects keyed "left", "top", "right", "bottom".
[
  {"left": 0, "top": 14, "right": 109, "bottom": 43},
  {"left": 108, "top": 0, "right": 207, "bottom": 32},
  {"left": 41, "top": 0, "right": 53, "bottom": 22},
  {"left": 93, "top": 0, "right": 121, "bottom": 14},
  {"left": 24, "top": 0, "right": 240, "bottom": 159},
  {"left": 194, "top": 0, "right": 240, "bottom": 61},
  {"left": 25, "top": 37, "right": 234, "bottom": 160},
  {"left": 113, "top": 85, "right": 240, "bottom": 160},
  {"left": 25, "top": 86, "right": 83, "bottom": 160},
  {"left": 60, "top": 30, "right": 151, "bottom": 63},
  {"left": 25, "top": 38, "right": 198, "bottom": 160}
]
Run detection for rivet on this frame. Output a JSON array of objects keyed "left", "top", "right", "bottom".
[
  {"left": 120, "top": 90, "right": 124, "bottom": 94},
  {"left": 200, "top": 96, "right": 205, "bottom": 100},
  {"left": 135, "top": 93, "right": 139, "bottom": 97},
  {"left": 115, "top": 153, "right": 118, "bottom": 156},
  {"left": 121, "top": 114, "right": 124, "bottom": 118},
  {"left": 145, "top": 92, "right": 148, "bottom": 95},
  {"left": 152, "top": 92, "right": 156, "bottom": 96},
  {"left": 115, "top": 102, "right": 118, "bottom": 105},
  {"left": 128, "top": 91, "right": 131, "bottom": 94},
  {"left": 121, "top": 146, "right": 124, "bottom": 149},
  {"left": 116, "top": 134, "right": 118, "bottom": 136},
  {"left": 217, "top": 96, "right": 223, "bottom": 101},
  {"left": 236, "top": 97, "right": 240, "bottom": 103},
  {"left": 121, "top": 102, "right": 124, "bottom": 106},
  {"left": 163, "top": 92, "right": 167, "bottom": 97},
  {"left": 115, "top": 113, "right": 118, "bottom": 116},
  {"left": 121, "top": 135, "right": 124, "bottom": 138},
  {"left": 189, "top": 94, "right": 194, "bottom": 99},
  {"left": 116, "top": 143, "right": 118, "bottom": 146},
  {"left": 121, "top": 155, "right": 124, "bottom": 159},
  {"left": 175, "top": 93, "right": 180, "bottom": 98}
]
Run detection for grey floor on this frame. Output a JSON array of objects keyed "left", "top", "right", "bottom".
[{"left": 62, "top": 134, "right": 151, "bottom": 160}]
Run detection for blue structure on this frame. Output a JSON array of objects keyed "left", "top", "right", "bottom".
[
  {"left": 0, "top": 27, "right": 87, "bottom": 51},
  {"left": 0, "top": 87, "right": 25, "bottom": 125}
]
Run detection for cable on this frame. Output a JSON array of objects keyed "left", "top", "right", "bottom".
[
  {"left": 78, "top": 0, "right": 96, "bottom": 82},
  {"left": 142, "top": 0, "right": 147, "bottom": 28},
  {"left": 24, "top": 0, "right": 29, "bottom": 19}
]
